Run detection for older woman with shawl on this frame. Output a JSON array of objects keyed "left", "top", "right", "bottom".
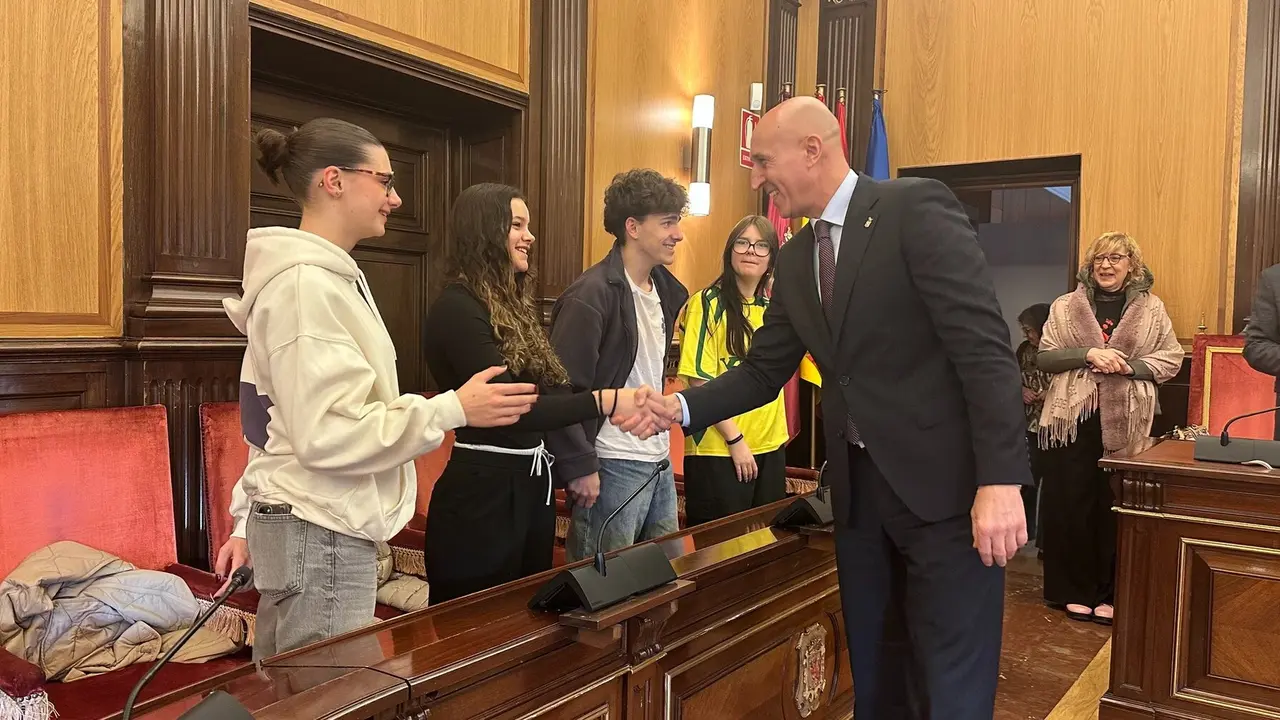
[{"left": 1036, "top": 232, "right": 1183, "bottom": 625}]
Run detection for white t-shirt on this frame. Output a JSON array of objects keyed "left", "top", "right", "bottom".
[{"left": 595, "top": 273, "right": 670, "bottom": 462}]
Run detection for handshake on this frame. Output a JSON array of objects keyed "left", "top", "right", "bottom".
[{"left": 608, "top": 385, "right": 685, "bottom": 438}]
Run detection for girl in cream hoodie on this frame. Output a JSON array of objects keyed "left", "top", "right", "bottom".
[{"left": 214, "top": 118, "right": 539, "bottom": 660}]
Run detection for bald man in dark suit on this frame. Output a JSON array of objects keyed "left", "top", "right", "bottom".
[{"left": 619, "top": 97, "right": 1031, "bottom": 719}]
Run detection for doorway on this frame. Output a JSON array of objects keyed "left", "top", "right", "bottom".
[{"left": 898, "top": 157, "right": 1082, "bottom": 352}]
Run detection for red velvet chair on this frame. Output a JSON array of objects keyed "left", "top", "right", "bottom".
[
  {"left": 0, "top": 406, "right": 249, "bottom": 720},
  {"left": 1188, "top": 334, "right": 1276, "bottom": 439}
]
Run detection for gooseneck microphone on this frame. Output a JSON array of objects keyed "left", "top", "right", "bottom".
[
  {"left": 1195, "top": 406, "right": 1280, "bottom": 468},
  {"left": 1220, "top": 406, "right": 1280, "bottom": 445},
  {"left": 121, "top": 565, "right": 254, "bottom": 720},
  {"left": 595, "top": 459, "right": 670, "bottom": 576},
  {"left": 772, "top": 459, "right": 834, "bottom": 528},
  {"left": 528, "top": 459, "right": 679, "bottom": 613}
]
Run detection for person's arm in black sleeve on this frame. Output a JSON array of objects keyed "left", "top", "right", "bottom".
[
  {"left": 544, "top": 293, "right": 609, "bottom": 483},
  {"left": 1245, "top": 266, "right": 1280, "bottom": 377},
  {"left": 432, "top": 288, "right": 599, "bottom": 431}
]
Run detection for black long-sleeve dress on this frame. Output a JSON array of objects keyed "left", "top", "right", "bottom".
[{"left": 422, "top": 282, "right": 601, "bottom": 603}]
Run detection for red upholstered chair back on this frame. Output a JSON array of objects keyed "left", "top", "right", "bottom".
[
  {"left": 0, "top": 405, "right": 177, "bottom": 579},
  {"left": 1189, "top": 334, "right": 1275, "bottom": 439},
  {"left": 413, "top": 430, "right": 453, "bottom": 518},
  {"left": 199, "top": 402, "right": 250, "bottom": 557}
]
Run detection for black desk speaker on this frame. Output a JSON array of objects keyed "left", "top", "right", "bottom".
[{"left": 528, "top": 542, "right": 676, "bottom": 613}]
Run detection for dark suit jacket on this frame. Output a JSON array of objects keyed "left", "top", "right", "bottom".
[
  {"left": 680, "top": 175, "right": 1032, "bottom": 525},
  {"left": 1244, "top": 264, "right": 1280, "bottom": 392}
]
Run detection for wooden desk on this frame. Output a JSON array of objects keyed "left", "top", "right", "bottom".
[
  {"left": 1101, "top": 439, "right": 1280, "bottom": 719},
  {"left": 133, "top": 499, "right": 852, "bottom": 719}
]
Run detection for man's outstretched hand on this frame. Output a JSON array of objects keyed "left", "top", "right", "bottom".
[
  {"left": 970, "top": 484, "right": 1028, "bottom": 567},
  {"left": 609, "top": 385, "right": 683, "bottom": 439}
]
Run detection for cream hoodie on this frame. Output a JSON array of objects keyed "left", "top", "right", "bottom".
[{"left": 224, "top": 227, "right": 465, "bottom": 543}]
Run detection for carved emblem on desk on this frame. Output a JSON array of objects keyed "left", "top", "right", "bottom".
[{"left": 794, "top": 623, "right": 828, "bottom": 717}]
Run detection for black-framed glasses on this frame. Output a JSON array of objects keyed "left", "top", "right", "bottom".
[
  {"left": 337, "top": 166, "right": 395, "bottom": 195},
  {"left": 732, "top": 238, "right": 772, "bottom": 256},
  {"left": 1092, "top": 253, "right": 1129, "bottom": 266}
]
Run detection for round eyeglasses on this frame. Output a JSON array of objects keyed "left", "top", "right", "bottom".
[{"left": 732, "top": 239, "right": 772, "bottom": 256}]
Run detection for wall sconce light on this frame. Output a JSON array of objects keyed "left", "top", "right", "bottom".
[{"left": 689, "top": 94, "right": 714, "bottom": 217}]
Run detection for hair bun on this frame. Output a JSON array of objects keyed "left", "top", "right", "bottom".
[{"left": 253, "top": 127, "right": 291, "bottom": 184}]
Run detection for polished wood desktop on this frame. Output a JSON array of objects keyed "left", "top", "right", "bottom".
[
  {"left": 1101, "top": 439, "right": 1280, "bottom": 719},
  {"left": 132, "top": 498, "right": 852, "bottom": 720}
]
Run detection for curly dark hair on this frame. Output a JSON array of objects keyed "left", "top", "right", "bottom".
[
  {"left": 445, "top": 183, "right": 569, "bottom": 386},
  {"left": 603, "top": 169, "right": 688, "bottom": 246}
]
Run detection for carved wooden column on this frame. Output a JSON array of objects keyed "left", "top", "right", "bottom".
[
  {"left": 528, "top": 0, "right": 588, "bottom": 317},
  {"left": 767, "top": 0, "right": 802, "bottom": 112},
  {"left": 123, "top": 0, "right": 251, "bottom": 566},
  {"left": 1234, "top": 0, "right": 1280, "bottom": 331},
  {"left": 817, "top": 0, "right": 877, "bottom": 171}
]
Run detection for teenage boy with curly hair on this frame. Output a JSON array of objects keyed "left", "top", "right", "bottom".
[{"left": 548, "top": 169, "right": 690, "bottom": 560}]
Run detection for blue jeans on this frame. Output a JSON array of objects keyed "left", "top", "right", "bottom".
[
  {"left": 565, "top": 458, "right": 678, "bottom": 561},
  {"left": 247, "top": 503, "right": 378, "bottom": 661}
]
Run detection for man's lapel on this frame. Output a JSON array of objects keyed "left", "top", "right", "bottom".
[{"left": 828, "top": 177, "right": 880, "bottom": 342}]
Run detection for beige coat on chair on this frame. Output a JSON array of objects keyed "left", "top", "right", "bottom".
[{"left": 0, "top": 542, "right": 239, "bottom": 682}]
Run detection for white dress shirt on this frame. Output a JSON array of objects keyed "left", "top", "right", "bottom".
[{"left": 676, "top": 170, "right": 860, "bottom": 426}]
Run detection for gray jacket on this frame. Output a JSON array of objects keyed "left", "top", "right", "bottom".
[{"left": 546, "top": 246, "right": 688, "bottom": 482}]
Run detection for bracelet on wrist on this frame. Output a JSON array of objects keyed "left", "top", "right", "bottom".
[{"left": 726, "top": 433, "right": 745, "bottom": 446}]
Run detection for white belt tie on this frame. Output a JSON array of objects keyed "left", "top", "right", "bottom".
[{"left": 451, "top": 440, "right": 556, "bottom": 505}]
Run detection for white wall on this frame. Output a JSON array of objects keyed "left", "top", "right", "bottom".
[{"left": 976, "top": 219, "right": 1073, "bottom": 348}]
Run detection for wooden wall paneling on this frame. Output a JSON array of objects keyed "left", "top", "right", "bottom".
[
  {"left": 766, "top": 0, "right": 802, "bottom": 112},
  {"left": 135, "top": 343, "right": 243, "bottom": 569},
  {"left": 817, "top": 0, "right": 876, "bottom": 173},
  {"left": 250, "top": 0, "right": 532, "bottom": 93},
  {"left": 882, "top": 0, "right": 1248, "bottom": 339},
  {"left": 584, "top": 0, "right": 769, "bottom": 291},
  {"left": 354, "top": 248, "right": 428, "bottom": 391},
  {"left": 795, "top": 0, "right": 821, "bottom": 97},
  {"left": 1234, "top": 0, "right": 1280, "bottom": 332},
  {"left": 457, "top": 131, "right": 511, "bottom": 190},
  {"left": 125, "top": 0, "right": 251, "bottom": 341},
  {"left": 0, "top": 342, "right": 127, "bottom": 415},
  {"left": 529, "top": 0, "right": 589, "bottom": 309},
  {"left": 762, "top": 0, "right": 801, "bottom": 216},
  {"left": 0, "top": 0, "right": 123, "bottom": 338}
]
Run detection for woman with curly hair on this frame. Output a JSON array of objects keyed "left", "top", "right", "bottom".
[
  {"left": 1036, "top": 232, "right": 1183, "bottom": 624},
  {"left": 422, "top": 183, "right": 649, "bottom": 602}
]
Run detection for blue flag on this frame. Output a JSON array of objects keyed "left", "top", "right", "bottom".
[{"left": 865, "top": 94, "right": 889, "bottom": 180}]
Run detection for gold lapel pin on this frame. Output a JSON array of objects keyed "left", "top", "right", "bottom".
[{"left": 864, "top": 216, "right": 873, "bottom": 228}]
